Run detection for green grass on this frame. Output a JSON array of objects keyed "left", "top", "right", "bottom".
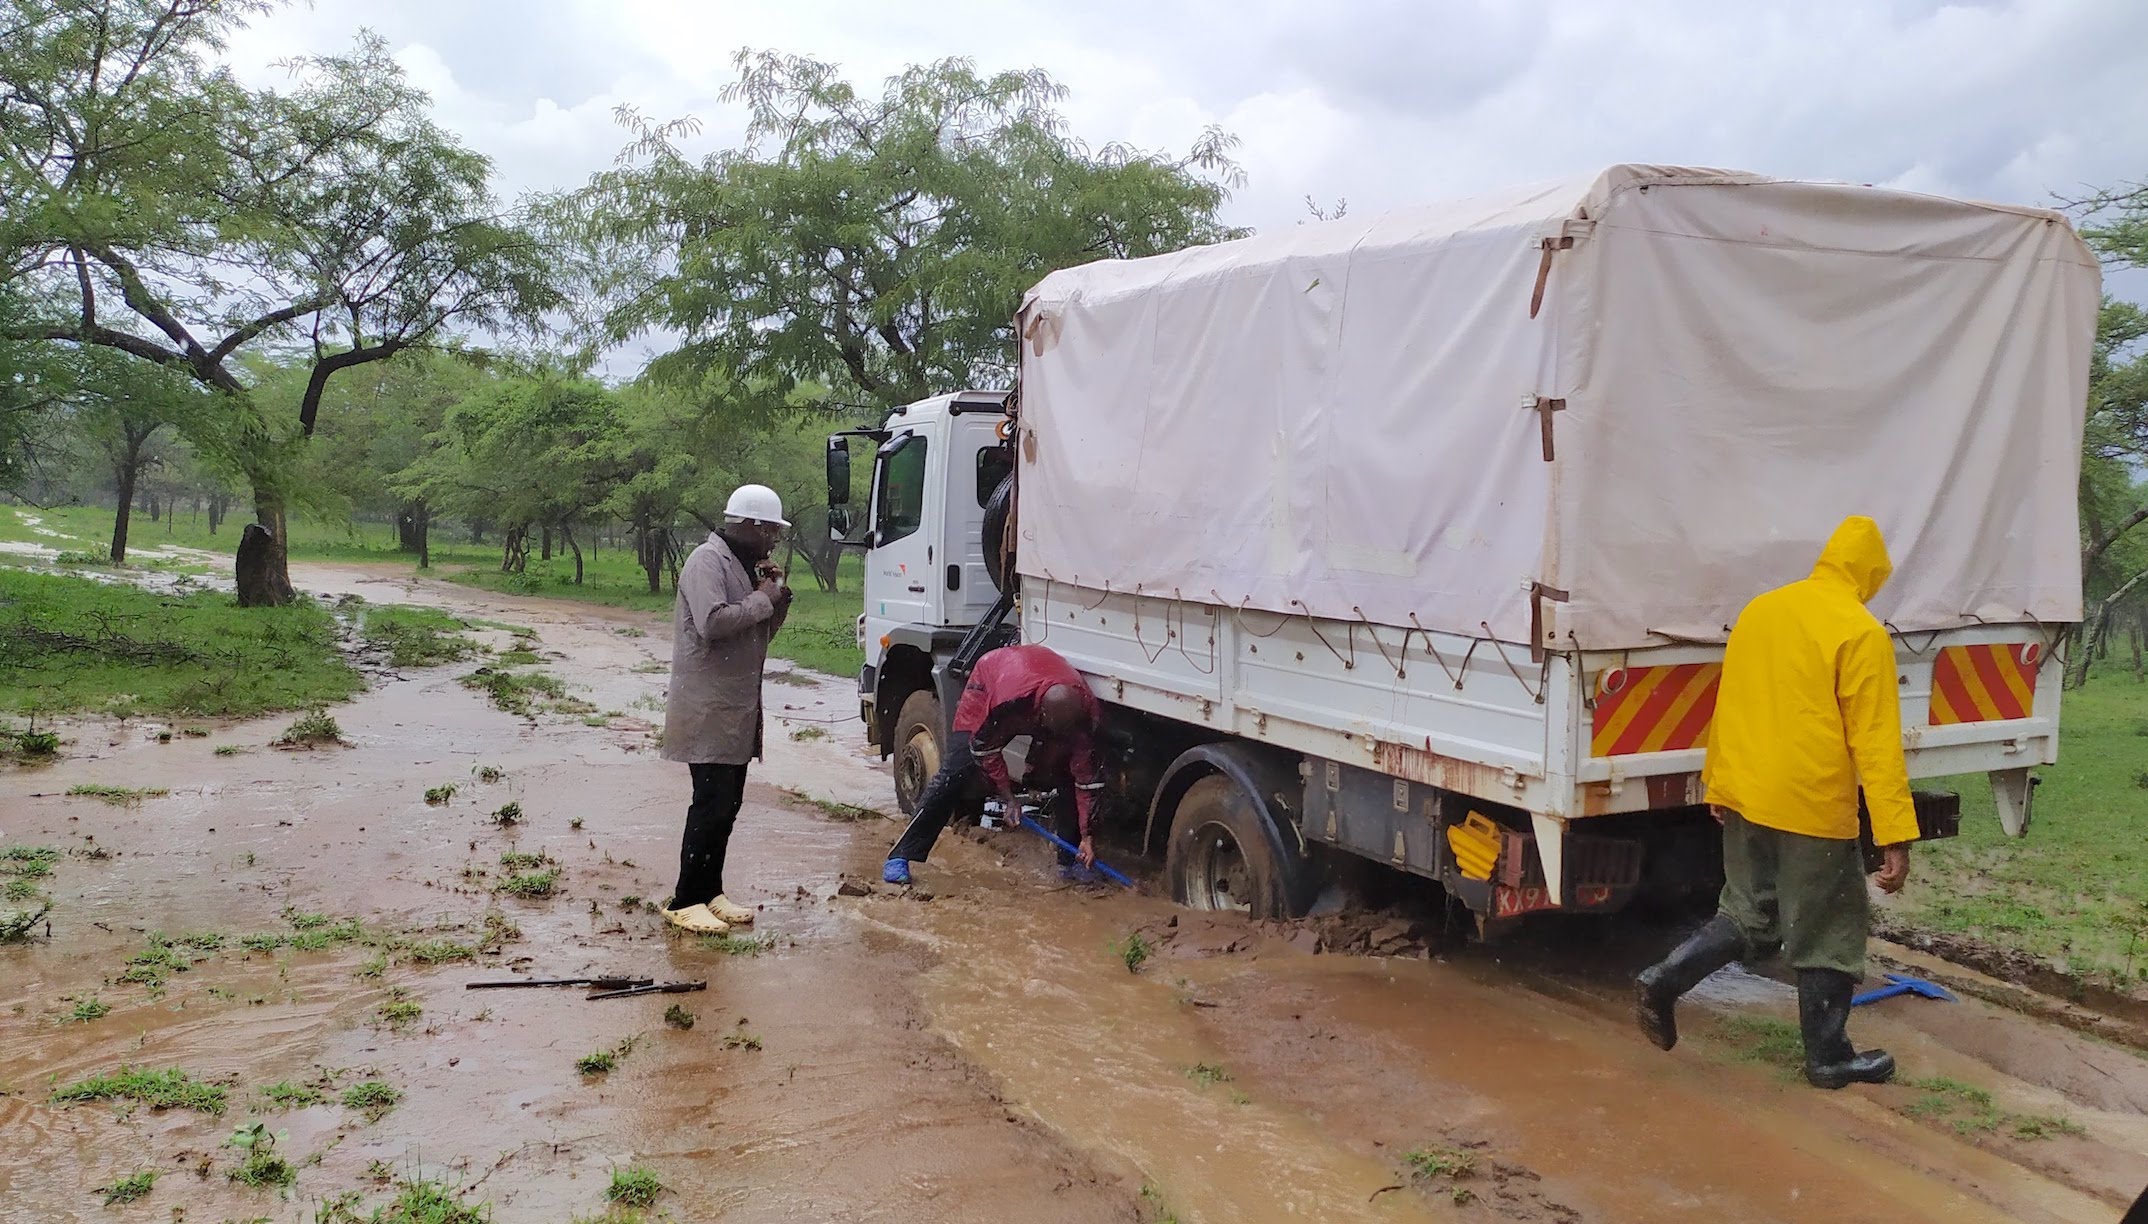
[
  {"left": 577, "top": 1035, "right": 641, "bottom": 1076},
  {"left": 399, "top": 938, "right": 475, "bottom": 965},
  {"left": 1902, "top": 1075, "right": 2087, "bottom": 1141},
  {"left": 1, "top": 504, "right": 866, "bottom": 676},
  {"left": 1403, "top": 1145, "right": 1478, "bottom": 1181},
  {"left": 275, "top": 708, "right": 344, "bottom": 746},
  {"left": 495, "top": 869, "right": 558, "bottom": 899},
  {"left": 498, "top": 851, "right": 547, "bottom": 871},
  {"left": 605, "top": 1166, "right": 664, "bottom": 1208},
  {"left": 119, "top": 937, "right": 197, "bottom": 986},
  {"left": 424, "top": 783, "right": 457, "bottom": 805},
  {"left": 66, "top": 995, "right": 111, "bottom": 1022},
  {"left": 377, "top": 990, "right": 423, "bottom": 1029},
  {"left": 1183, "top": 1062, "right": 1232, "bottom": 1087},
  {"left": 0, "top": 570, "right": 362, "bottom": 717},
  {"left": 3, "top": 844, "right": 58, "bottom": 878},
  {"left": 1713, "top": 1014, "right": 1806, "bottom": 1076},
  {"left": 699, "top": 932, "right": 775, "bottom": 956},
  {"left": 1905, "top": 677, "right": 2148, "bottom": 982},
  {"left": 97, "top": 1170, "right": 158, "bottom": 1206},
  {"left": 53, "top": 1066, "right": 227, "bottom": 1114},
  {"left": 1112, "top": 932, "right": 1153, "bottom": 974},
  {"left": 66, "top": 783, "right": 170, "bottom": 806},
  {"left": 260, "top": 1080, "right": 327, "bottom": 1109},
  {"left": 323, "top": 1178, "right": 491, "bottom": 1224},
  {"left": 662, "top": 1004, "right": 694, "bottom": 1030},
  {"left": 360, "top": 605, "right": 480, "bottom": 668},
  {"left": 340, "top": 1079, "right": 402, "bottom": 1121},
  {"left": 459, "top": 667, "right": 570, "bottom": 717}
]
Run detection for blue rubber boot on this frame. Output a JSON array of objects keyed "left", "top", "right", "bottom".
[{"left": 882, "top": 858, "right": 911, "bottom": 886}]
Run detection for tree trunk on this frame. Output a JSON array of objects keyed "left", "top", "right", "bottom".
[
  {"left": 501, "top": 523, "right": 529, "bottom": 574},
  {"left": 207, "top": 495, "right": 228, "bottom": 535},
  {"left": 564, "top": 524, "right": 584, "bottom": 585},
  {"left": 414, "top": 501, "right": 431, "bottom": 570},
  {"left": 540, "top": 524, "right": 552, "bottom": 561},
  {"left": 636, "top": 524, "right": 664, "bottom": 594},
  {"left": 2132, "top": 622, "right": 2143, "bottom": 682},
  {"left": 110, "top": 464, "right": 138, "bottom": 564},
  {"left": 146, "top": 492, "right": 161, "bottom": 523},
  {"left": 236, "top": 485, "right": 297, "bottom": 607},
  {"left": 2075, "top": 567, "right": 2148, "bottom": 687},
  {"left": 397, "top": 505, "right": 421, "bottom": 553}
]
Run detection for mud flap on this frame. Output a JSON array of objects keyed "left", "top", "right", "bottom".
[
  {"left": 1435, "top": 813, "right": 1643, "bottom": 933},
  {"left": 1991, "top": 769, "right": 2035, "bottom": 838}
]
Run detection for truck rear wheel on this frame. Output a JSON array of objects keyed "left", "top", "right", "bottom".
[
  {"left": 1165, "top": 774, "right": 1315, "bottom": 919},
  {"left": 891, "top": 690, "right": 943, "bottom": 816}
]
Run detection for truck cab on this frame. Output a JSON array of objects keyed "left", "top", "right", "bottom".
[{"left": 827, "top": 390, "right": 1014, "bottom": 810}]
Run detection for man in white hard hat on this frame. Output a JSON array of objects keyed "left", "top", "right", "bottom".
[{"left": 659, "top": 484, "right": 793, "bottom": 934}]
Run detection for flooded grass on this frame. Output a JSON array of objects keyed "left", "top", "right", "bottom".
[
  {"left": 319, "top": 1177, "right": 491, "bottom": 1223},
  {"left": 721, "top": 1030, "right": 763, "bottom": 1052},
  {"left": 360, "top": 606, "right": 482, "bottom": 668},
  {"left": 65, "top": 783, "right": 169, "bottom": 806},
  {"left": 663, "top": 1004, "right": 695, "bottom": 1030},
  {"left": 700, "top": 932, "right": 775, "bottom": 956},
  {"left": 780, "top": 787, "right": 880, "bottom": 822},
  {"left": 65, "top": 994, "right": 111, "bottom": 1022},
  {"left": 399, "top": 938, "right": 476, "bottom": 965},
  {"left": 1183, "top": 1062, "right": 1233, "bottom": 1087},
  {"left": 1714, "top": 1013, "right": 1805, "bottom": 1076},
  {"left": 96, "top": 1170, "right": 157, "bottom": 1206},
  {"left": 606, "top": 1165, "right": 665, "bottom": 1208},
  {"left": 496, "top": 869, "right": 559, "bottom": 899},
  {"left": 1903, "top": 1075, "right": 2088, "bottom": 1140},
  {"left": 578, "top": 1035, "right": 640, "bottom": 1076},
  {"left": 2, "top": 844, "right": 58, "bottom": 877},
  {"left": 474, "top": 764, "right": 506, "bottom": 783},
  {"left": 499, "top": 851, "right": 548, "bottom": 871},
  {"left": 459, "top": 666, "right": 570, "bottom": 717},
  {"left": 1112, "top": 931, "right": 1154, "bottom": 973},
  {"left": 491, "top": 801, "right": 524, "bottom": 825},
  {"left": 340, "top": 1080, "right": 402, "bottom": 1121},
  {"left": 260, "top": 1080, "right": 328, "bottom": 1109},
  {"left": 276, "top": 708, "right": 345, "bottom": 747},
  {"left": 424, "top": 783, "right": 458, "bottom": 805},
  {"left": 377, "top": 990, "right": 423, "bottom": 1029},
  {"left": 0, "top": 571, "right": 364, "bottom": 717},
  {"left": 53, "top": 1066, "right": 227, "bottom": 1114},
  {"left": 0, "top": 901, "right": 49, "bottom": 941}
]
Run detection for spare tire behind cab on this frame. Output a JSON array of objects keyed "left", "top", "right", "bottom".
[{"left": 982, "top": 472, "right": 1015, "bottom": 594}]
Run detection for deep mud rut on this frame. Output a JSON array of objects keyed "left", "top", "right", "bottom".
[{"left": 3, "top": 562, "right": 2145, "bottom": 1223}]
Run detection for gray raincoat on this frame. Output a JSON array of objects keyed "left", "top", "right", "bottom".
[{"left": 661, "top": 533, "right": 788, "bottom": 764}]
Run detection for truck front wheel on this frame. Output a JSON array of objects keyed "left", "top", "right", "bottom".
[
  {"left": 1164, "top": 774, "right": 1314, "bottom": 919},
  {"left": 891, "top": 691, "right": 944, "bottom": 816}
]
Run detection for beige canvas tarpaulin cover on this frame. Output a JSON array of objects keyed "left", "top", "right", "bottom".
[{"left": 1015, "top": 164, "right": 2100, "bottom": 650}]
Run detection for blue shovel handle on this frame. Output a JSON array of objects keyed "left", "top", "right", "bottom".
[{"left": 1016, "top": 815, "right": 1136, "bottom": 889}]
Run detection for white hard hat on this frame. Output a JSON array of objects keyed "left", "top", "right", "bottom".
[{"left": 723, "top": 484, "right": 790, "bottom": 527}]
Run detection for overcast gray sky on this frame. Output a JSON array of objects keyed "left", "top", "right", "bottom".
[{"left": 220, "top": 0, "right": 2148, "bottom": 287}]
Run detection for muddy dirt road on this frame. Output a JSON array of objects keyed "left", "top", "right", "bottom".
[{"left": 4, "top": 563, "right": 2145, "bottom": 1222}]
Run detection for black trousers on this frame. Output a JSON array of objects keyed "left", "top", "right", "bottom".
[
  {"left": 672, "top": 762, "right": 746, "bottom": 908},
  {"left": 887, "top": 733, "right": 1076, "bottom": 864}
]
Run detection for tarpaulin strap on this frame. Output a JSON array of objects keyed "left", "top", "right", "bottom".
[
  {"left": 1131, "top": 588, "right": 1171, "bottom": 665},
  {"left": 1292, "top": 599, "right": 1353, "bottom": 669},
  {"left": 1410, "top": 614, "right": 1465, "bottom": 690},
  {"left": 1883, "top": 622, "right": 1945, "bottom": 657},
  {"left": 1222, "top": 593, "right": 1292, "bottom": 640},
  {"left": 1079, "top": 582, "right": 1113, "bottom": 612},
  {"left": 1527, "top": 397, "right": 1566, "bottom": 462},
  {"left": 1483, "top": 622, "right": 1546, "bottom": 704},
  {"left": 1355, "top": 607, "right": 1404, "bottom": 679},
  {"left": 1528, "top": 582, "right": 1568, "bottom": 663},
  {"left": 1529, "top": 236, "right": 1574, "bottom": 319},
  {"left": 1174, "top": 591, "right": 1219, "bottom": 676}
]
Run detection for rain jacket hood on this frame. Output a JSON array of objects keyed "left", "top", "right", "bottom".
[
  {"left": 1810, "top": 515, "right": 1893, "bottom": 604},
  {"left": 1702, "top": 517, "right": 1920, "bottom": 846}
]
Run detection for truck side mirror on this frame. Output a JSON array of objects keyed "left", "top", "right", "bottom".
[
  {"left": 825, "top": 438, "right": 852, "bottom": 508},
  {"left": 827, "top": 506, "right": 851, "bottom": 542}
]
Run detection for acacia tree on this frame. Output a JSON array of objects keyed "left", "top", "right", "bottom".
[
  {"left": 566, "top": 51, "right": 1246, "bottom": 417},
  {"left": 2067, "top": 184, "right": 2148, "bottom": 684},
  {"left": 1, "top": 2, "right": 556, "bottom": 603}
]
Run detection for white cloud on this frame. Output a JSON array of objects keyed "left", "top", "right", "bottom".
[{"left": 213, "top": 0, "right": 2148, "bottom": 264}]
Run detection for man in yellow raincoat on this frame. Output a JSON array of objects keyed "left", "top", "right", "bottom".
[{"left": 1634, "top": 516, "right": 1918, "bottom": 1089}]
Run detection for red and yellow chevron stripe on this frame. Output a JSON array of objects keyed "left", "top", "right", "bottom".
[
  {"left": 1590, "top": 663, "right": 1721, "bottom": 758},
  {"left": 1929, "top": 644, "right": 2039, "bottom": 725}
]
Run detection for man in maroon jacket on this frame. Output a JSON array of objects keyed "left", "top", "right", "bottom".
[{"left": 882, "top": 644, "right": 1103, "bottom": 886}]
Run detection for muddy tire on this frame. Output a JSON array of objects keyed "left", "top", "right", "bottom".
[
  {"left": 982, "top": 473, "right": 1015, "bottom": 593},
  {"left": 891, "top": 690, "right": 944, "bottom": 816},
  {"left": 1164, "top": 774, "right": 1314, "bottom": 919}
]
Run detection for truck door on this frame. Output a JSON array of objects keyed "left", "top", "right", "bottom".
[
  {"left": 863, "top": 429, "right": 934, "bottom": 647},
  {"left": 942, "top": 414, "right": 1013, "bottom": 626}
]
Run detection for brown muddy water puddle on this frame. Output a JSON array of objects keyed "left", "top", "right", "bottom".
[{"left": 3, "top": 565, "right": 2146, "bottom": 1222}]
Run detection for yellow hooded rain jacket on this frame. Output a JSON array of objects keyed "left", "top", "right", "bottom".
[{"left": 1701, "top": 516, "right": 1921, "bottom": 846}]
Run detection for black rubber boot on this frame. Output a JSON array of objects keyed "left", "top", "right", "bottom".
[
  {"left": 1634, "top": 914, "right": 1745, "bottom": 1051},
  {"left": 1799, "top": 969, "right": 1896, "bottom": 1089}
]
